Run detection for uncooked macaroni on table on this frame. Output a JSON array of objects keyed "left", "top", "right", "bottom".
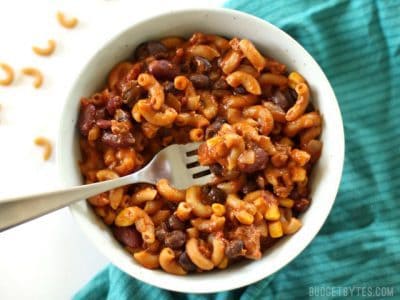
[{"left": 78, "top": 32, "right": 322, "bottom": 274}]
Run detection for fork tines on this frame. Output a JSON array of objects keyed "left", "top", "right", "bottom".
[{"left": 183, "top": 143, "right": 212, "bottom": 184}]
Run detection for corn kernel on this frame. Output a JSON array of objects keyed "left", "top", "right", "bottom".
[
  {"left": 291, "top": 167, "right": 307, "bottom": 182},
  {"left": 212, "top": 203, "right": 226, "bottom": 217},
  {"left": 269, "top": 221, "right": 283, "bottom": 238},
  {"left": 206, "top": 136, "right": 223, "bottom": 148},
  {"left": 265, "top": 204, "right": 281, "bottom": 221},
  {"left": 235, "top": 210, "right": 254, "bottom": 225},
  {"left": 279, "top": 198, "right": 294, "bottom": 208}
]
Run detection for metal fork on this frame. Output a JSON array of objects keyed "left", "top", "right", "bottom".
[{"left": 0, "top": 143, "right": 211, "bottom": 232}]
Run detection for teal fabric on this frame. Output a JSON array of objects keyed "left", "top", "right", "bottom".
[{"left": 74, "top": 0, "right": 400, "bottom": 299}]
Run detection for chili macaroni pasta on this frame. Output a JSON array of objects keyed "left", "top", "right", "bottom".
[{"left": 78, "top": 32, "right": 322, "bottom": 275}]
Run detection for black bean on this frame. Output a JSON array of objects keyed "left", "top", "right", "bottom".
[
  {"left": 200, "top": 184, "right": 211, "bottom": 197},
  {"left": 167, "top": 214, "right": 186, "bottom": 231},
  {"left": 238, "top": 145, "right": 269, "bottom": 173},
  {"left": 205, "top": 117, "right": 225, "bottom": 139},
  {"left": 134, "top": 41, "right": 168, "bottom": 60},
  {"left": 193, "top": 56, "right": 212, "bottom": 73},
  {"left": 122, "top": 83, "right": 143, "bottom": 106},
  {"left": 148, "top": 60, "right": 179, "bottom": 80},
  {"left": 178, "top": 252, "right": 197, "bottom": 272},
  {"left": 79, "top": 104, "right": 96, "bottom": 136},
  {"left": 134, "top": 43, "right": 149, "bottom": 60},
  {"left": 284, "top": 88, "right": 297, "bottom": 106},
  {"left": 113, "top": 226, "right": 142, "bottom": 248},
  {"left": 234, "top": 86, "right": 246, "bottom": 95},
  {"left": 225, "top": 240, "right": 244, "bottom": 258},
  {"left": 189, "top": 74, "right": 210, "bottom": 89},
  {"left": 212, "top": 89, "right": 231, "bottom": 98},
  {"left": 209, "top": 187, "right": 226, "bottom": 204},
  {"left": 164, "top": 81, "right": 179, "bottom": 94},
  {"left": 209, "top": 163, "right": 224, "bottom": 177},
  {"left": 213, "top": 78, "right": 229, "bottom": 90},
  {"left": 164, "top": 230, "right": 186, "bottom": 249},
  {"left": 293, "top": 198, "right": 310, "bottom": 213},
  {"left": 155, "top": 223, "right": 169, "bottom": 242},
  {"left": 241, "top": 180, "right": 258, "bottom": 194},
  {"left": 201, "top": 185, "right": 226, "bottom": 204},
  {"left": 101, "top": 131, "right": 135, "bottom": 147},
  {"left": 271, "top": 89, "right": 293, "bottom": 111},
  {"left": 147, "top": 41, "right": 168, "bottom": 59}
]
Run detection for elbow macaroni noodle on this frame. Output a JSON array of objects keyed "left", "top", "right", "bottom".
[
  {"left": 34, "top": 137, "right": 52, "bottom": 161},
  {"left": 0, "top": 63, "right": 14, "bottom": 86},
  {"left": 21, "top": 67, "right": 43, "bottom": 88},
  {"left": 78, "top": 33, "right": 323, "bottom": 275},
  {"left": 32, "top": 39, "right": 56, "bottom": 56},
  {"left": 56, "top": 11, "right": 78, "bottom": 29}
]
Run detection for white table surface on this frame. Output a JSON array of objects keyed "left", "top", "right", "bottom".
[{"left": 0, "top": 1, "right": 224, "bottom": 299}]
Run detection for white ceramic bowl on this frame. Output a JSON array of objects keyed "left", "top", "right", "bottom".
[{"left": 58, "top": 8, "right": 344, "bottom": 294}]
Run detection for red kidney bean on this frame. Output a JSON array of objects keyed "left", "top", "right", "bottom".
[
  {"left": 113, "top": 226, "right": 142, "bottom": 248},
  {"left": 79, "top": 104, "right": 96, "bottom": 136},
  {"left": 189, "top": 74, "right": 210, "bottom": 89},
  {"left": 238, "top": 145, "right": 269, "bottom": 173},
  {"left": 225, "top": 240, "right": 244, "bottom": 258},
  {"left": 148, "top": 60, "right": 179, "bottom": 80},
  {"left": 106, "top": 96, "right": 123, "bottom": 115},
  {"left": 193, "top": 56, "right": 212, "bottom": 73},
  {"left": 101, "top": 131, "right": 135, "bottom": 147},
  {"left": 95, "top": 107, "right": 107, "bottom": 120},
  {"left": 164, "top": 230, "right": 186, "bottom": 249}
]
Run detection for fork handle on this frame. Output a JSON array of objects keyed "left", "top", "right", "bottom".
[{"left": 0, "top": 172, "right": 142, "bottom": 232}]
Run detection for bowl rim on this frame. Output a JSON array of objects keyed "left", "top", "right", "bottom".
[{"left": 57, "top": 7, "right": 345, "bottom": 293}]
